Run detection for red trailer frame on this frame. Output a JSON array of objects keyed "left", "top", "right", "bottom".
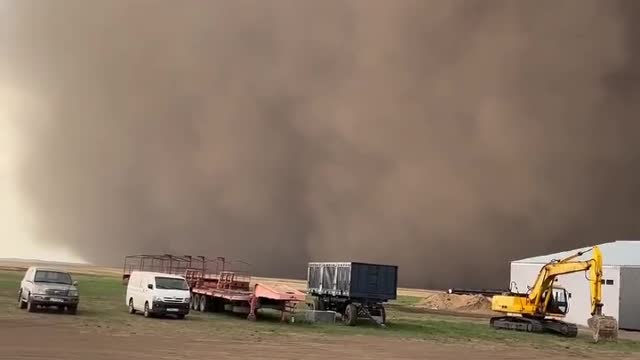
[{"left": 122, "top": 254, "right": 304, "bottom": 321}]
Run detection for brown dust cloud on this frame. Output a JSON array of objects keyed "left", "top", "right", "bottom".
[{"left": 2, "top": 0, "right": 640, "bottom": 288}]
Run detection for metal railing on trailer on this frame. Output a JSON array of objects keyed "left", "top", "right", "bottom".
[
  {"left": 122, "top": 254, "right": 202, "bottom": 283},
  {"left": 122, "top": 254, "right": 252, "bottom": 285}
]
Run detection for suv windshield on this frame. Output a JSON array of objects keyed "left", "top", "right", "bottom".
[
  {"left": 155, "top": 277, "right": 189, "bottom": 290},
  {"left": 34, "top": 271, "right": 72, "bottom": 285}
]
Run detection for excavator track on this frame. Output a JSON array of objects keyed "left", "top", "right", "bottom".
[
  {"left": 542, "top": 319, "right": 578, "bottom": 337},
  {"left": 490, "top": 316, "right": 544, "bottom": 333},
  {"left": 490, "top": 316, "right": 577, "bottom": 337}
]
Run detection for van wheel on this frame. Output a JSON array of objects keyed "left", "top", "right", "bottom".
[
  {"left": 67, "top": 305, "right": 78, "bottom": 315},
  {"left": 128, "top": 299, "right": 136, "bottom": 314},
  {"left": 17, "top": 290, "right": 26, "bottom": 309},
  {"left": 144, "top": 302, "right": 151, "bottom": 318},
  {"left": 176, "top": 314, "right": 185, "bottom": 320},
  {"left": 26, "top": 294, "right": 36, "bottom": 313}
]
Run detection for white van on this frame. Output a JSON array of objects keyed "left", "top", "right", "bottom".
[{"left": 125, "top": 271, "right": 191, "bottom": 319}]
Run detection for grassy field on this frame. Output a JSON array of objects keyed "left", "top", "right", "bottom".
[{"left": 0, "top": 270, "right": 638, "bottom": 355}]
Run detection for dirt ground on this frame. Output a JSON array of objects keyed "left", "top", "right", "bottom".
[{"left": 0, "top": 318, "right": 631, "bottom": 360}]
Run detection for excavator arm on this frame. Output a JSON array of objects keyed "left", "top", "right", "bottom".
[{"left": 526, "top": 246, "right": 604, "bottom": 316}]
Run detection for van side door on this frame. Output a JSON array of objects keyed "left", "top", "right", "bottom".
[
  {"left": 143, "top": 275, "right": 154, "bottom": 308},
  {"left": 128, "top": 273, "right": 142, "bottom": 310},
  {"left": 133, "top": 273, "right": 144, "bottom": 309},
  {"left": 126, "top": 273, "right": 136, "bottom": 306}
]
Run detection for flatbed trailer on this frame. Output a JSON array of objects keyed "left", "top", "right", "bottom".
[{"left": 123, "top": 255, "right": 304, "bottom": 321}]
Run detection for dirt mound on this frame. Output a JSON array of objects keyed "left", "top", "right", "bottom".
[{"left": 418, "top": 293, "right": 492, "bottom": 312}]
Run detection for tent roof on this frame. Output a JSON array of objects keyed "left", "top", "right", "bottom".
[{"left": 513, "top": 241, "right": 640, "bottom": 266}]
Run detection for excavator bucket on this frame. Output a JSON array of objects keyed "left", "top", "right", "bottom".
[{"left": 588, "top": 315, "right": 618, "bottom": 343}]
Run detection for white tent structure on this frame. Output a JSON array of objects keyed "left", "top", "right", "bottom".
[{"left": 510, "top": 241, "right": 640, "bottom": 330}]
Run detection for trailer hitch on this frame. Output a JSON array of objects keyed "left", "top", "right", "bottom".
[{"left": 359, "top": 306, "right": 386, "bottom": 328}]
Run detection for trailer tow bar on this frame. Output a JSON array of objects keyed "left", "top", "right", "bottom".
[{"left": 360, "top": 307, "right": 386, "bottom": 328}]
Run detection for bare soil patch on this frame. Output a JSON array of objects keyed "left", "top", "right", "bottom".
[
  {"left": 0, "top": 319, "right": 627, "bottom": 360},
  {"left": 417, "top": 293, "right": 496, "bottom": 314}
]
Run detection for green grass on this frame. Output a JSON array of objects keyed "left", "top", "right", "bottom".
[
  {"left": 390, "top": 295, "right": 422, "bottom": 306},
  {"left": 1, "top": 270, "right": 638, "bottom": 354}
]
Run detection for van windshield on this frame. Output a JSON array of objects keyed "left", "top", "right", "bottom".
[
  {"left": 155, "top": 277, "right": 189, "bottom": 290},
  {"left": 34, "top": 270, "right": 72, "bottom": 285}
]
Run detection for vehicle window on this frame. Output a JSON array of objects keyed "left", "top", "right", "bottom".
[
  {"left": 553, "top": 289, "right": 567, "bottom": 303},
  {"left": 34, "top": 271, "right": 72, "bottom": 285},
  {"left": 550, "top": 288, "right": 569, "bottom": 314},
  {"left": 155, "top": 277, "right": 188, "bottom": 290}
]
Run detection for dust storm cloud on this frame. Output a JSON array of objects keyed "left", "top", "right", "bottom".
[{"left": 2, "top": 0, "right": 640, "bottom": 288}]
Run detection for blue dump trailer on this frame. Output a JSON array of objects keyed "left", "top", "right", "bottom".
[{"left": 306, "top": 262, "right": 398, "bottom": 326}]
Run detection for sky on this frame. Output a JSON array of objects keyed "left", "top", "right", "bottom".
[
  {"left": 0, "top": 84, "right": 84, "bottom": 263},
  {"left": 1, "top": 1, "right": 640, "bottom": 288}
]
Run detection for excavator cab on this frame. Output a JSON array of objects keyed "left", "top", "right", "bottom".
[{"left": 543, "top": 286, "right": 570, "bottom": 316}]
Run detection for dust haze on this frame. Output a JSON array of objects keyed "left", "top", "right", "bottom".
[{"left": 2, "top": 0, "right": 640, "bottom": 288}]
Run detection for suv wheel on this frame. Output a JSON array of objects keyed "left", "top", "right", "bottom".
[
  {"left": 144, "top": 302, "right": 151, "bottom": 318},
  {"left": 199, "top": 295, "right": 208, "bottom": 312},
  {"left": 67, "top": 305, "right": 78, "bottom": 315},
  {"left": 128, "top": 299, "right": 136, "bottom": 314},
  {"left": 26, "top": 294, "right": 36, "bottom": 313},
  {"left": 17, "top": 290, "right": 26, "bottom": 309}
]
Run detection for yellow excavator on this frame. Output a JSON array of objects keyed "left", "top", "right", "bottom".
[{"left": 490, "top": 245, "right": 618, "bottom": 342}]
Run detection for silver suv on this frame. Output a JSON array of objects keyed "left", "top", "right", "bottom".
[{"left": 17, "top": 267, "right": 80, "bottom": 314}]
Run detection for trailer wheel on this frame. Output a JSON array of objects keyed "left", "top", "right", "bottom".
[
  {"left": 380, "top": 306, "right": 386, "bottom": 324},
  {"left": 193, "top": 294, "right": 201, "bottom": 311},
  {"left": 199, "top": 295, "right": 208, "bottom": 312},
  {"left": 343, "top": 304, "right": 357, "bottom": 326}
]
